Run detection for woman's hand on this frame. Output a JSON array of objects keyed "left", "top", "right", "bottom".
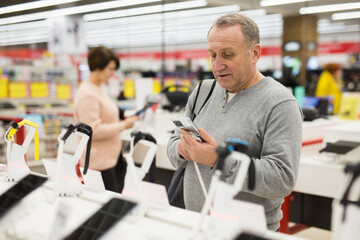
[{"left": 123, "top": 115, "right": 139, "bottom": 129}]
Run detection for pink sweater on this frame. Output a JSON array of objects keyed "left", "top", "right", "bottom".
[{"left": 74, "top": 81, "right": 126, "bottom": 170}]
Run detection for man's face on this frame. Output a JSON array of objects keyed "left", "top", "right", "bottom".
[{"left": 207, "top": 25, "right": 258, "bottom": 93}]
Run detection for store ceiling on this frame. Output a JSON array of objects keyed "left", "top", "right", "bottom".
[
  {"left": 0, "top": 0, "right": 360, "bottom": 47},
  {"left": 2, "top": 0, "right": 360, "bottom": 22}
]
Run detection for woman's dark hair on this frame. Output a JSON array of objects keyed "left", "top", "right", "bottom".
[{"left": 87, "top": 46, "right": 120, "bottom": 72}]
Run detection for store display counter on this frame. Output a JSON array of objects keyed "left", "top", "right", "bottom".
[{"left": 0, "top": 169, "right": 306, "bottom": 240}]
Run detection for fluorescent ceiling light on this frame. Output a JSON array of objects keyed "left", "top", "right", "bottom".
[
  {"left": 85, "top": 5, "right": 240, "bottom": 26},
  {"left": 0, "top": 29, "right": 48, "bottom": 40},
  {"left": 260, "top": 0, "right": 312, "bottom": 7},
  {"left": 318, "top": 25, "right": 360, "bottom": 34},
  {"left": 238, "top": 9, "right": 266, "bottom": 16},
  {"left": 251, "top": 14, "right": 282, "bottom": 24},
  {"left": 165, "top": 5, "right": 240, "bottom": 19},
  {"left": 0, "top": 20, "right": 48, "bottom": 32},
  {"left": 332, "top": 11, "right": 360, "bottom": 20},
  {"left": 0, "top": 0, "right": 81, "bottom": 15},
  {"left": 0, "top": 0, "right": 160, "bottom": 25},
  {"left": 83, "top": 0, "right": 207, "bottom": 21},
  {"left": 300, "top": 2, "right": 360, "bottom": 14},
  {"left": 0, "top": 34, "right": 48, "bottom": 44},
  {"left": 86, "top": 18, "right": 281, "bottom": 38},
  {"left": 0, "top": 38, "right": 48, "bottom": 46},
  {"left": 87, "top": 23, "right": 211, "bottom": 37}
]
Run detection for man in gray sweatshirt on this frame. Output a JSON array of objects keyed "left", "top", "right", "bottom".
[{"left": 167, "top": 13, "right": 303, "bottom": 232}]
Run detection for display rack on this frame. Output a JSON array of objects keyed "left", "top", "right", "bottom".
[{"left": 0, "top": 110, "right": 74, "bottom": 165}]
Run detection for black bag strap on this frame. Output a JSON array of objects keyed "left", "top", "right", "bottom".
[{"left": 191, "top": 79, "right": 216, "bottom": 121}]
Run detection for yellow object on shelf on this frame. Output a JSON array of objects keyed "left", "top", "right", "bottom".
[
  {"left": 0, "top": 76, "right": 8, "bottom": 98},
  {"left": 9, "top": 82, "right": 27, "bottom": 98},
  {"left": 30, "top": 82, "right": 49, "bottom": 98},
  {"left": 153, "top": 78, "right": 162, "bottom": 94},
  {"left": 339, "top": 95, "right": 360, "bottom": 120},
  {"left": 56, "top": 84, "right": 71, "bottom": 100},
  {"left": 124, "top": 78, "right": 135, "bottom": 98}
]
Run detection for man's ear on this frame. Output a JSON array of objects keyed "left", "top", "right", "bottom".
[{"left": 252, "top": 44, "right": 261, "bottom": 64}]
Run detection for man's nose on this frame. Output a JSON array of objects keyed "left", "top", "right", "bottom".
[{"left": 212, "top": 59, "right": 226, "bottom": 72}]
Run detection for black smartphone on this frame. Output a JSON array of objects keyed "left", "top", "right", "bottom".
[
  {"left": 0, "top": 174, "right": 47, "bottom": 219},
  {"left": 64, "top": 198, "right": 137, "bottom": 240}
]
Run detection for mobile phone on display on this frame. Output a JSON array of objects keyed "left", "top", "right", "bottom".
[
  {"left": 172, "top": 117, "right": 203, "bottom": 142},
  {"left": 64, "top": 198, "right": 137, "bottom": 240},
  {"left": 0, "top": 174, "right": 47, "bottom": 219}
]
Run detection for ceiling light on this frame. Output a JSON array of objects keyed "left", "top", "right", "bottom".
[
  {"left": 0, "top": 34, "right": 48, "bottom": 45},
  {"left": 0, "top": 20, "right": 49, "bottom": 32},
  {"left": 260, "top": 0, "right": 312, "bottom": 7},
  {"left": 0, "top": 29, "right": 48, "bottom": 40},
  {"left": 85, "top": 5, "right": 240, "bottom": 26},
  {"left": 238, "top": 9, "right": 266, "bottom": 16},
  {"left": 251, "top": 14, "right": 283, "bottom": 24},
  {"left": 165, "top": 5, "right": 240, "bottom": 19},
  {"left": 0, "top": 38, "right": 48, "bottom": 46},
  {"left": 318, "top": 25, "right": 360, "bottom": 34},
  {"left": 83, "top": 0, "right": 207, "bottom": 21},
  {"left": 300, "top": 2, "right": 360, "bottom": 14},
  {"left": 0, "top": 0, "right": 81, "bottom": 15},
  {"left": 0, "top": 0, "right": 160, "bottom": 25},
  {"left": 332, "top": 11, "right": 360, "bottom": 20}
]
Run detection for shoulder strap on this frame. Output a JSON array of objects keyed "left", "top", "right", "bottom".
[{"left": 191, "top": 79, "right": 216, "bottom": 120}]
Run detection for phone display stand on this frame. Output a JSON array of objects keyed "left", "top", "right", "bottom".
[
  {"left": 4, "top": 120, "right": 39, "bottom": 182},
  {"left": 191, "top": 139, "right": 265, "bottom": 240},
  {"left": 122, "top": 135, "right": 159, "bottom": 219},
  {"left": 55, "top": 123, "right": 92, "bottom": 197}
]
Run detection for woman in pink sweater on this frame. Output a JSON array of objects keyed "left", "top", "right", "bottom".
[{"left": 74, "top": 46, "right": 138, "bottom": 191}]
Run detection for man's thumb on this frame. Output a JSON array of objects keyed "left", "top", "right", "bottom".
[{"left": 199, "top": 128, "right": 216, "bottom": 144}]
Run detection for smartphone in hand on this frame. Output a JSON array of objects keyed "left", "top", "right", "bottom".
[
  {"left": 171, "top": 117, "right": 203, "bottom": 142},
  {"left": 134, "top": 107, "right": 146, "bottom": 116}
]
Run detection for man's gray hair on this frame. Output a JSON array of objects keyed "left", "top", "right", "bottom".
[{"left": 208, "top": 13, "right": 260, "bottom": 49}]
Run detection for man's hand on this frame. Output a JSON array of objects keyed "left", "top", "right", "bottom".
[{"left": 177, "top": 128, "right": 218, "bottom": 167}]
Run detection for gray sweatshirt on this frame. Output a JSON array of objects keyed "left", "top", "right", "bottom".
[{"left": 167, "top": 77, "right": 303, "bottom": 231}]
